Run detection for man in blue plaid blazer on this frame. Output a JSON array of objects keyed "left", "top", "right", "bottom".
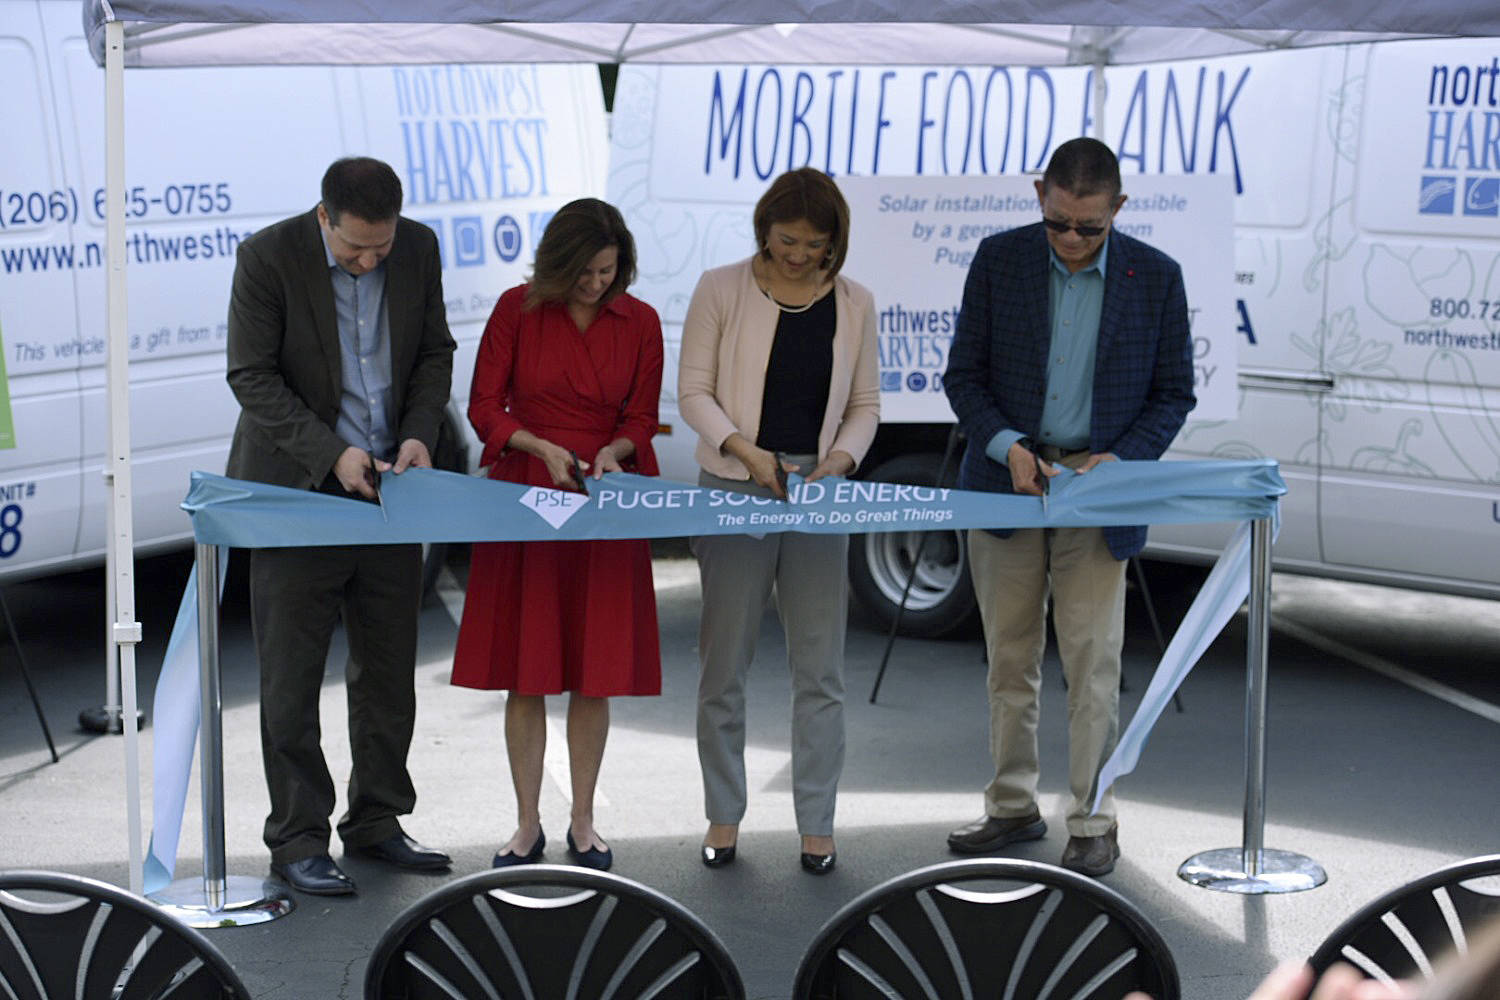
[{"left": 942, "top": 138, "right": 1196, "bottom": 877}]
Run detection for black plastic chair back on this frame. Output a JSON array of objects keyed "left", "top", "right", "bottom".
[
  {"left": 364, "top": 864, "right": 745, "bottom": 1000},
  {"left": 1309, "top": 854, "right": 1500, "bottom": 986},
  {"left": 792, "top": 859, "right": 1179, "bottom": 1000},
  {"left": 0, "top": 869, "right": 250, "bottom": 1000}
]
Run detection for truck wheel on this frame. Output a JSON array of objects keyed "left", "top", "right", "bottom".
[{"left": 848, "top": 453, "right": 978, "bottom": 638}]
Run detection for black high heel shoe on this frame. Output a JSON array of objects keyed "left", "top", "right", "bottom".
[
  {"left": 492, "top": 828, "right": 545, "bottom": 868},
  {"left": 700, "top": 842, "right": 737, "bottom": 867},
  {"left": 800, "top": 851, "right": 836, "bottom": 875}
]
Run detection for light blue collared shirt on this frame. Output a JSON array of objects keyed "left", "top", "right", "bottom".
[
  {"left": 985, "top": 240, "right": 1108, "bottom": 466},
  {"left": 323, "top": 235, "right": 395, "bottom": 461}
]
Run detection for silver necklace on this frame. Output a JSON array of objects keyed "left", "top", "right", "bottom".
[{"left": 760, "top": 281, "right": 823, "bottom": 314}]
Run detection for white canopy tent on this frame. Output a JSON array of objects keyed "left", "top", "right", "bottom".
[{"left": 80, "top": 0, "right": 1496, "bottom": 897}]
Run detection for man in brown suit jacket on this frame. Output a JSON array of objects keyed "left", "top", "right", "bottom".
[{"left": 226, "top": 157, "right": 455, "bottom": 896}]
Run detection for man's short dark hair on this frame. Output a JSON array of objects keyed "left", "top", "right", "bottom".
[
  {"left": 321, "top": 157, "right": 402, "bottom": 226},
  {"left": 1041, "top": 138, "right": 1122, "bottom": 200}
]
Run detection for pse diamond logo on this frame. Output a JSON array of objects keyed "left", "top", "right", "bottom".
[
  {"left": 520, "top": 487, "right": 589, "bottom": 529},
  {"left": 1463, "top": 177, "right": 1499, "bottom": 217},
  {"left": 880, "top": 370, "right": 902, "bottom": 392},
  {"left": 1419, "top": 176, "right": 1457, "bottom": 215}
]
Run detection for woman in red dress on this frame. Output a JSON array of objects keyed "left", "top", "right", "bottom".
[{"left": 451, "top": 199, "right": 662, "bottom": 872}]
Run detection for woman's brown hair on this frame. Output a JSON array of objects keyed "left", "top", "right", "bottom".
[
  {"left": 752, "top": 168, "right": 851, "bottom": 281},
  {"left": 524, "top": 198, "right": 638, "bottom": 310}
]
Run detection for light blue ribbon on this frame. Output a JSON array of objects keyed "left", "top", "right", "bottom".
[
  {"left": 147, "top": 459, "right": 1284, "bottom": 891},
  {"left": 1092, "top": 518, "right": 1268, "bottom": 814},
  {"left": 145, "top": 552, "right": 227, "bottom": 893},
  {"left": 181, "top": 460, "right": 1283, "bottom": 545}
]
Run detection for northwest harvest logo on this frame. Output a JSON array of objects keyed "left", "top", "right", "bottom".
[
  {"left": 519, "top": 487, "right": 588, "bottom": 529},
  {"left": 1418, "top": 57, "right": 1500, "bottom": 215}
]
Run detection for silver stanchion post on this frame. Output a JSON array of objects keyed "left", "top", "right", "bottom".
[
  {"left": 150, "top": 543, "right": 293, "bottom": 926},
  {"left": 1178, "top": 516, "right": 1326, "bottom": 894}
]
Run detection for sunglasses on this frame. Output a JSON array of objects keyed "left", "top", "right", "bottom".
[{"left": 1042, "top": 217, "right": 1109, "bottom": 238}]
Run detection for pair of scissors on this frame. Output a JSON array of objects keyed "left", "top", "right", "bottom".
[
  {"left": 569, "top": 450, "right": 589, "bottom": 497},
  {"left": 1025, "top": 441, "right": 1049, "bottom": 517},
  {"left": 773, "top": 451, "right": 790, "bottom": 498},
  {"left": 365, "top": 456, "right": 388, "bottom": 522}
]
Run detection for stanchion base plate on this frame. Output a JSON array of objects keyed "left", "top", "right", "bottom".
[
  {"left": 1178, "top": 847, "right": 1327, "bottom": 894},
  {"left": 78, "top": 706, "right": 146, "bottom": 734},
  {"left": 149, "top": 875, "right": 294, "bottom": 927}
]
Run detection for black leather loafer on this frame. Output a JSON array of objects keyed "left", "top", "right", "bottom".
[
  {"left": 492, "top": 828, "right": 546, "bottom": 868},
  {"left": 566, "top": 829, "right": 613, "bottom": 871},
  {"left": 701, "top": 843, "right": 737, "bottom": 867},
  {"left": 800, "top": 852, "right": 836, "bottom": 875},
  {"left": 349, "top": 832, "right": 451, "bottom": 871},
  {"left": 946, "top": 810, "right": 1047, "bottom": 854},
  {"left": 270, "top": 854, "right": 356, "bottom": 896}
]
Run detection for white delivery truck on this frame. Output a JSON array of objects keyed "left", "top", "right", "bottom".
[
  {"left": 609, "top": 39, "right": 1500, "bottom": 635},
  {"left": 0, "top": 0, "right": 608, "bottom": 582}
]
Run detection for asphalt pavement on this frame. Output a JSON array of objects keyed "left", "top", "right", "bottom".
[{"left": 0, "top": 544, "right": 1497, "bottom": 999}]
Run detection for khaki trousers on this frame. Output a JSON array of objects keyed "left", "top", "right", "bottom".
[{"left": 967, "top": 510, "right": 1125, "bottom": 837}]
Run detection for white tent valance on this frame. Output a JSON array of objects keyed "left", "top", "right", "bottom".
[
  {"left": 85, "top": 0, "right": 1500, "bottom": 34},
  {"left": 84, "top": 1, "right": 1498, "bottom": 68}
]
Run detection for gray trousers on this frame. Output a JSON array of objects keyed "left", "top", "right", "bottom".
[{"left": 692, "top": 467, "right": 848, "bottom": 836}]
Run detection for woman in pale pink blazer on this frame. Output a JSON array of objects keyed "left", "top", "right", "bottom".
[{"left": 678, "top": 167, "right": 880, "bottom": 876}]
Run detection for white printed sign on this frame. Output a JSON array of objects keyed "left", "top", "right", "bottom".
[
  {"left": 840, "top": 173, "right": 1237, "bottom": 422},
  {"left": 610, "top": 60, "right": 1273, "bottom": 427}
]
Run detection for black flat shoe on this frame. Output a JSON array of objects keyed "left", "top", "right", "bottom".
[
  {"left": 271, "top": 854, "right": 357, "bottom": 896},
  {"left": 492, "top": 828, "right": 545, "bottom": 868},
  {"left": 700, "top": 843, "right": 737, "bottom": 867},
  {"left": 800, "top": 852, "right": 836, "bottom": 875},
  {"left": 566, "top": 829, "right": 613, "bottom": 871},
  {"left": 349, "top": 832, "right": 451, "bottom": 871}
]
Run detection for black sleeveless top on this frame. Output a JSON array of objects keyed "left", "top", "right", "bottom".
[{"left": 755, "top": 290, "right": 836, "bottom": 454}]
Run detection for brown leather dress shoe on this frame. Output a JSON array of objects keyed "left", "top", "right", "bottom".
[
  {"left": 1060, "top": 825, "right": 1120, "bottom": 876},
  {"left": 946, "top": 810, "right": 1047, "bottom": 854}
]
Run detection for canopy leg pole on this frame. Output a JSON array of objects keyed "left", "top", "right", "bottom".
[
  {"left": 97, "top": 18, "right": 148, "bottom": 896},
  {"left": 1178, "top": 516, "right": 1326, "bottom": 893},
  {"left": 80, "top": 470, "right": 142, "bottom": 736},
  {"left": 1091, "top": 55, "right": 1108, "bottom": 140},
  {"left": 150, "top": 544, "right": 293, "bottom": 927}
]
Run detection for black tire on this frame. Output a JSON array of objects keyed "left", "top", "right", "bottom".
[{"left": 848, "top": 452, "right": 978, "bottom": 638}]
